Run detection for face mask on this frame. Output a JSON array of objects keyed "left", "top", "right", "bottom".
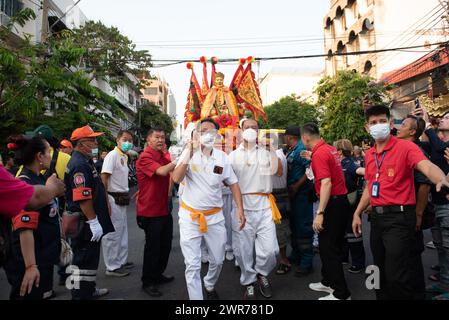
[
  {"left": 369, "top": 123, "right": 391, "bottom": 141},
  {"left": 242, "top": 129, "right": 258, "bottom": 143},
  {"left": 121, "top": 142, "right": 133, "bottom": 153},
  {"left": 91, "top": 148, "right": 99, "bottom": 157},
  {"left": 200, "top": 133, "right": 215, "bottom": 148}
]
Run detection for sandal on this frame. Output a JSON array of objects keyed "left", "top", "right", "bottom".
[{"left": 275, "top": 263, "right": 291, "bottom": 275}]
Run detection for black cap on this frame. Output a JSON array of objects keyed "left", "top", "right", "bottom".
[{"left": 285, "top": 126, "right": 301, "bottom": 137}]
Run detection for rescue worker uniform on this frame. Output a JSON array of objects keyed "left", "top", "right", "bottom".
[
  {"left": 287, "top": 140, "right": 314, "bottom": 273},
  {"left": 101, "top": 147, "right": 130, "bottom": 272},
  {"left": 5, "top": 167, "right": 60, "bottom": 300},
  {"left": 178, "top": 148, "right": 238, "bottom": 300},
  {"left": 229, "top": 144, "right": 280, "bottom": 287},
  {"left": 65, "top": 151, "right": 114, "bottom": 300}
]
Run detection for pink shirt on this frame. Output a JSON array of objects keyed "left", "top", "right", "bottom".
[{"left": 0, "top": 166, "right": 34, "bottom": 218}]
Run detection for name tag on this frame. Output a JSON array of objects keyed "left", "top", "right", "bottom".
[
  {"left": 371, "top": 182, "right": 380, "bottom": 198},
  {"left": 213, "top": 166, "right": 223, "bottom": 174}
]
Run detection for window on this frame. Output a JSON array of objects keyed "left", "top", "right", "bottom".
[
  {"left": 128, "top": 93, "right": 135, "bottom": 105},
  {"left": 144, "top": 87, "right": 158, "bottom": 95},
  {"left": 0, "top": 0, "right": 22, "bottom": 17}
]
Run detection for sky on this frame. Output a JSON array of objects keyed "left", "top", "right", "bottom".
[{"left": 78, "top": 0, "right": 330, "bottom": 124}]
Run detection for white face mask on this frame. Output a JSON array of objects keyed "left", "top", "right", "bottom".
[
  {"left": 200, "top": 133, "right": 215, "bottom": 148},
  {"left": 369, "top": 123, "right": 391, "bottom": 141},
  {"left": 242, "top": 129, "right": 258, "bottom": 143}
]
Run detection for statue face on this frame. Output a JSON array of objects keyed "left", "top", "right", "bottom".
[{"left": 215, "top": 76, "right": 224, "bottom": 87}]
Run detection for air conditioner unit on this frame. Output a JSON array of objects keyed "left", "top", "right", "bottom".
[{"left": 0, "top": 12, "right": 11, "bottom": 27}]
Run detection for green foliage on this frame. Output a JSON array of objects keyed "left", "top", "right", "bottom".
[
  {"left": 258, "top": 95, "right": 318, "bottom": 129},
  {"left": 0, "top": 10, "right": 153, "bottom": 153},
  {"left": 137, "top": 102, "right": 174, "bottom": 144},
  {"left": 314, "top": 70, "right": 390, "bottom": 145}
]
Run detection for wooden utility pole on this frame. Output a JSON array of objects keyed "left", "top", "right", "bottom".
[{"left": 41, "top": 0, "right": 49, "bottom": 43}]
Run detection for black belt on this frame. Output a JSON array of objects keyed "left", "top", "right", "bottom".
[
  {"left": 373, "top": 205, "right": 415, "bottom": 214},
  {"left": 330, "top": 195, "right": 346, "bottom": 200}
]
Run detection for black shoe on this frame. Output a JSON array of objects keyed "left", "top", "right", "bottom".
[
  {"left": 143, "top": 285, "right": 162, "bottom": 297},
  {"left": 347, "top": 266, "right": 364, "bottom": 274},
  {"left": 205, "top": 288, "right": 219, "bottom": 300},
  {"left": 294, "top": 267, "right": 313, "bottom": 277},
  {"left": 156, "top": 275, "right": 174, "bottom": 284},
  {"left": 257, "top": 275, "right": 272, "bottom": 298},
  {"left": 243, "top": 284, "right": 256, "bottom": 300},
  {"left": 122, "top": 262, "right": 135, "bottom": 270}
]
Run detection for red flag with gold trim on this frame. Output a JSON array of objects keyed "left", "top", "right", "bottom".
[
  {"left": 184, "top": 62, "right": 203, "bottom": 128},
  {"left": 236, "top": 57, "right": 267, "bottom": 121}
]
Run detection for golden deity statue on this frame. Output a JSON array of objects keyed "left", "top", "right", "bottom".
[{"left": 201, "top": 72, "right": 240, "bottom": 119}]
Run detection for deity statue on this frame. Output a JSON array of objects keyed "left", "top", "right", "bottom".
[{"left": 200, "top": 72, "right": 240, "bottom": 119}]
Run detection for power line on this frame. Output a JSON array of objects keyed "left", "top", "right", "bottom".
[
  {"left": 146, "top": 41, "right": 449, "bottom": 68},
  {"left": 48, "top": 0, "right": 82, "bottom": 33}
]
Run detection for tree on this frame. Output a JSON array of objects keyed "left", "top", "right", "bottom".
[
  {"left": 258, "top": 95, "right": 318, "bottom": 129},
  {"left": 314, "top": 70, "right": 390, "bottom": 145},
  {"left": 137, "top": 102, "right": 174, "bottom": 145}
]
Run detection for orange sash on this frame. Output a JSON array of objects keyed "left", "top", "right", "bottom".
[
  {"left": 180, "top": 201, "right": 221, "bottom": 233},
  {"left": 245, "top": 193, "right": 282, "bottom": 224}
]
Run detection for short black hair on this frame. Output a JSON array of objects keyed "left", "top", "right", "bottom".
[
  {"left": 200, "top": 118, "right": 219, "bottom": 130},
  {"left": 406, "top": 115, "right": 425, "bottom": 140},
  {"left": 301, "top": 123, "right": 320, "bottom": 137},
  {"left": 146, "top": 127, "right": 165, "bottom": 138},
  {"left": 117, "top": 130, "right": 134, "bottom": 140},
  {"left": 365, "top": 105, "right": 390, "bottom": 121},
  {"left": 7, "top": 135, "right": 48, "bottom": 166}
]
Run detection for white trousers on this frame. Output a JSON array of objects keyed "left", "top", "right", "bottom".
[
  {"left": 179, "top": 209, "right": 226, "bottom": 300},
  {"left": 222, "top": 193, "right": 234, "bottom": 251},
  {"left": 102, "top": 195, "right": 128, "bottom": 271},
  {"left": 232, "top": 207, "right": 279, "bottom": 285}
]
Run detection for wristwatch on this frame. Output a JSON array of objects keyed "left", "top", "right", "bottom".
[{"left": 316, "top": 210, "right": 325, "bottom": 216}]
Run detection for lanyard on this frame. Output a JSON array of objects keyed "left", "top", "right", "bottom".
[{"left": 374, "top": 152, "right": 387, "bottom": 181}]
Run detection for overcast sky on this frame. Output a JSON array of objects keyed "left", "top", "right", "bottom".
[{"left": 78, "top": 0, "right": 330, "bottom": 123}]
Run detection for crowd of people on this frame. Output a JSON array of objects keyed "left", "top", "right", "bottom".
[{"left": 1, "top": 103, "right": 449, "bottom": 301}]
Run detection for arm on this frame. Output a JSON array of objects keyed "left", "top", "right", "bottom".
[
  {"left": 288, "top": 174, "right": 308, "bottom": 198},
  {"left": 172, "top": 144, "right": 193, "bottom": 184},
  {"left": 312, "top": 178, "right": 332, "bottom": 233},
  {"left": 229, "top": 183, "right": 246, "bottom": 230},
  {"left": 356, "top": 167, "right": 365, "bottom": 176},
  {"left": 416, "top": 184, "right": 430, "bottom": 231},
  {"left": 425, "top": 128, "right": 449, "bottom": 152},
  {"left": 416, "top": 159, "right": 449, "bottom": 191},
  {"left": 352, "top": 186, "right": 371, "bottom": 237},
  {"left": 79, "top": 199, "right": 97, "bottom": 221},
  {"left": 25, "top": 174, "right": 65, "bottom": 211},
  {"left": 19, "top": 230, "right": 40, "bottom": 296},
  {"left": 155, "top": 162, "right": 176, "bottom": 177},
  {"left": 101, "top": 173, "right": 112, "bottom": 216}
]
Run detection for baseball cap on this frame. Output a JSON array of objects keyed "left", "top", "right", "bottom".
[
  {"left": 60, "top": 139, "right": 73, "bottom": 148},
  {"left": 25, "top": 125, "right": 54, "bottom": 140},
  {"left": 70, "top": 125, "right": 104, "bottom": 141}
]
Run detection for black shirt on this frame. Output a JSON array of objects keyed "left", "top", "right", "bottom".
[
  {"left": 65, "top": 151, "right": 114, "bottom": 240},
  {"left": 13, "top": 168, "right": 60, "bottom": 267}
]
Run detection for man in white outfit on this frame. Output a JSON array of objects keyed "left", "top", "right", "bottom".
[
  {"left": 173, "top": 118, "right": 245, "bottom": 300},
  {"left": 101, "top": 130, "right": 134, "bottom": 276},
  {"left": 229, "top": 118, "right": 283, "bottom": 299}
]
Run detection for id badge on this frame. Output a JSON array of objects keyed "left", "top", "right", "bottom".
[{"left": 371, "top": 182, "right": 380, "bottom": 198}]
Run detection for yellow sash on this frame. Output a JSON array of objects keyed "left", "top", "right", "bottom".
[
  {"left": 180, "top": 201, "right": 221, "bottom": 233},
  {"left": 245, "top": 193, "right": 282, "bottom": 224}
]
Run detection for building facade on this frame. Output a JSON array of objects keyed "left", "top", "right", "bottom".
[
  {"left": 141, "top": 78, "right": 169, "bottom": 113},
  {"left": 324, "top": 0, "right": 445, "bottom": 79}
]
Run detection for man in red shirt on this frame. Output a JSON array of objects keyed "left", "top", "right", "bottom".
[
  {"left": 136, "top": 127, "right": 177, "bottom": 297},
  {"left": 353, "top": 105, "right": 449, "bottom": 300},
  {"left": 300, "top": 123, "right": 351, "bottom": 300}
]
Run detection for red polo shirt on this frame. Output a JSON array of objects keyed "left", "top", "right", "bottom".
[
  {"left": 136, "top": 146, "right": 171, "bottom": 217},
  {"left": 311, "top": 139, "right": 347, "bottom": 196},
  {"left": 365, "top": 136, "right": 428, "bottom": 206}
]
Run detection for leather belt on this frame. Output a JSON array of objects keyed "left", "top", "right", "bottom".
[{"left": 373, "top": 205, "right": 415, "bottom": 214}]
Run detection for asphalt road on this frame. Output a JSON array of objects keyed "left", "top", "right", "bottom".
[{"left": 0, "top": 196, "right": 438, "bottom": 300}]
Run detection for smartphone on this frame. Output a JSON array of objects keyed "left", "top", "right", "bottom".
[{"left": 415, "top": 98, "right": 420, "bottom": 109}]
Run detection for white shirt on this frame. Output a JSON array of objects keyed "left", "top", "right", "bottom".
[
  {"left": 101, "top": 147, "right": 129, "bottom": 193},
  {"left": 229, "top": 144, "right": 275, "bottom": 211},
  {"left": 180, "top": 148, "right": 238, "bottom": 224},
  {"left": 272, "top": 149, "right": 287, "bottom": 190}
]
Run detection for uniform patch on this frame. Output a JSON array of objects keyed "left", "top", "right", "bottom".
[
  {"left": 73, "top": 173, "right": 85, "bottom": 187},
  {"left": 191, "top": 164, "right": 199, "bottom": 173},
  {"left": 21, "top": 215, "right": 30, "bottom": 223},
  {"left": 82, "top": 190, "right": 91, "bottom": 197},
  {"left": 387, "top": 168, "right": 395, "bottom": 177}
]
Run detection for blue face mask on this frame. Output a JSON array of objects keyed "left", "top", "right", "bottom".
[{"left": 121, "top": 142, "right": 133, "bottom": 153}]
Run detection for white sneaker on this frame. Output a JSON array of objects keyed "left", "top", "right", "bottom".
[
  {"left": 309, "top": 282, "right": 334, "bottom": 294},
  {"left": 93, "top": 288, "right": 109, "bottom": 298},
  {"left": 318, "top": 293, "right": 351, "bottom": 300},
  {"left": 426, "top": 241, "right": 436, "bottom": 249},
  {"left": 225, "top": 251, "right": 234, "bottom": 261}
]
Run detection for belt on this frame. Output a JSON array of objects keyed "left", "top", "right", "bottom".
[
  {"left": 180, "top": 201, "right": 221, "bottom": 233},
  {"left": 108, "top": 192, "right": 129, "bottom": 197},
  {"left": 372, "top": 205, "right": 415, "bottom": 214},
  {"left": 244, "top": 193, "right": 282, "bottom": 224},
  {"left": 329, "top": 195, "right": 347, "bottom": 200}
]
